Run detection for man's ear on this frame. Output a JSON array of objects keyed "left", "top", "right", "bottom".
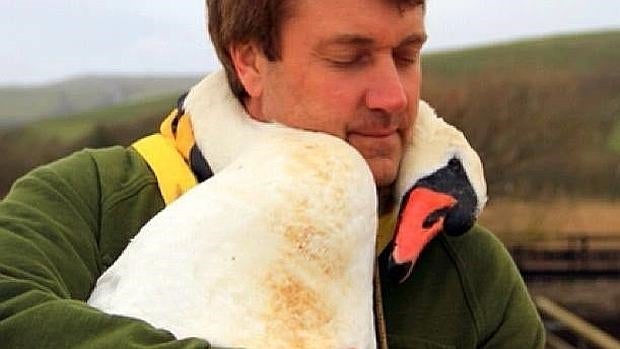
[{"left": 229, "top": 42, "right": 267, "bottom": 98}]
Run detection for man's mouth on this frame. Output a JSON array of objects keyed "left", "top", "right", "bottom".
[
  {"left": 348, "top": 129, "right": 400, "bottom": 139},
  {"left": 346, "top": 131, "right": 402, "bottom": 159}
]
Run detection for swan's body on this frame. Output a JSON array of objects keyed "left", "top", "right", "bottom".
[{"left": 89, "top": 72, "right": 378, "bottom": 349}]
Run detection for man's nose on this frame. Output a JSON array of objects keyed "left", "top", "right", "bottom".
[{"left": 365, "top": 58, "right": 408, "bottom": 113}]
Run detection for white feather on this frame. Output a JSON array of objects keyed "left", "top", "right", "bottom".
[{"left": 396, "top": 101, "right": 488, "bottom": 215}]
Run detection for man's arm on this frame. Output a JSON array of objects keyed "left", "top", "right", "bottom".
[
  {"left": 479, "top": 276, "right": 546, "bottom": 348},
  {"left": 456, "top": 227, "right": 546, "bottom": 348},
  {"left": 0, "top": 150, "right": 209, "bottom": 348}
]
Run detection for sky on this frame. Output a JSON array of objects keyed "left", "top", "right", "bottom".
[{"left": 1, "top": 1, "right": 618, "bottom": 86}]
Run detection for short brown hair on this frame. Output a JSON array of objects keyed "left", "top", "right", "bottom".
[{"left": 206, "top": 0, "right": 425, "bottom": 99}]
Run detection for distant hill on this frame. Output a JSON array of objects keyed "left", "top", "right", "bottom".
[
  {"left": 0, "top": 94, "right": 178, "bottom": 195},
  {"left": 1, "top": 30, "right": 619, "bottom": 200},
  {"left": 0, "top": 75, "right": 199, "bottom": 126},
  {"left": 421, "top": 30, "right": 620, "bottom": 199}
]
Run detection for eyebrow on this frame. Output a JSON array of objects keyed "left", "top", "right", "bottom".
[
  {"left": 400, "top": 33, "right": 428, "bottom": 47},
  {"left": 316, "top": 32, "right": 428, "bottom": 50}
]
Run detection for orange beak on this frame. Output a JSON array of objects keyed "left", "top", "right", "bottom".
[{"left": 390, "top": 187, "right": 457, "bottom": 282}]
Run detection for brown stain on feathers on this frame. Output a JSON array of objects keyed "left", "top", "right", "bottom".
[
  {"left": 263, "top": 270, "right": 334, "bottom": 348},
  {"left": 284, "top": 140, "right": 354, "bottom": 188},
  {"left": 278, "top": 138, "right": 353, "bottom": 279},
  {"left": 283, "top": 222, "right": 347, "bottom": 279},
  {"left": 258, "top": 136, "right": 362, "bottom": 347}
]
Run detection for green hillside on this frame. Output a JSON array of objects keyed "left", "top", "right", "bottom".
[
  {"left": 423, "top": 30, "right": 620, "bottom": 80},
  {"left": 1, "top": 30, "right": 619, "bottom": 199},
  {"left": 611, "top": 122, "right": 620, "bottom": 153},
  {"left": 421, "top": 30, "right": 620, "bottom": 199},
  {"left": 0, "top": 94, "right": 179, "bottom": 194},
  {"left": 16, "top": 94, "right": 178, "bottom": 144},
  {"left": 0, "top": 75, "right": 198, "bottom": 126}
]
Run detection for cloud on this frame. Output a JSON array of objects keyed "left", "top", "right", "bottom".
[{"left": 0, "top": 0, "right": 217, "bottom": 84}]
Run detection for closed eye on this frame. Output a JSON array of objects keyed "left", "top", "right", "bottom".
[
  {"left": 393, "top": 48, "right": 420, "bottom": 68},
  {"left": 327, "top": 52, "right": 371, "bottom": 69}
]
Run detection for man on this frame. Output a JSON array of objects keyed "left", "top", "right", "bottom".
[{"left": 0, "top": 0, "right": 544, "bottom": 348}]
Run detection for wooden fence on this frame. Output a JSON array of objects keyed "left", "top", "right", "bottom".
[
  {"left": 510, "top": 235, "right": 620, "bottom": 276},
  {"left": 536, "top": 296, "right": 620, "bottom": 349}
]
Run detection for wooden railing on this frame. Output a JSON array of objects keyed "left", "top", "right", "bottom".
[
  {"left": 510, "top": 235, "right": 620, "bottom": 276},
  {"left": 535, "top": 296, "right": 620, "bottom": 349}
]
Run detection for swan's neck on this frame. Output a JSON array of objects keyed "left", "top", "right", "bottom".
[{"left": 183, "top": 71, "right": 276, "bottom": 174}]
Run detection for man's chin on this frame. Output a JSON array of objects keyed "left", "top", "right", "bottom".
[
  {"left": 368, "top": 161, "right": 399, "bottom": 188},
  {"left": 374, "top": 175, "right": 397, "bottom": 188}
]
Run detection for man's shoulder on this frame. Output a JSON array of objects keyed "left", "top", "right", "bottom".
[
  {"left": 438, "top": 225, "right": 532, "bottom": 334},
  {"left": 11, "top": 145, "right": 159, "bottom": 208},
  {"left": 381, "top": 225, "right": 533, "bottom": 346},
  {"left": 441, "top": 224, "right": 516, "bottom": 274},
  {"left": 73, "top": 146, "right": 161, "bottom": 207},
  {"left": 439, "top": 224, "right": 522, "bottom": 298},
  {"left": 83, "top": 145, "right": 157, "bottom": 189},
  {"left": 32, "top": 145, "right": 143, "bottom": 175}
]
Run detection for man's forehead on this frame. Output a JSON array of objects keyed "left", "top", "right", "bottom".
[
  {"left": 288, "top": 0, "right": 424, "bottom": 11},
  {"left": 288, "top": 0, "right": 424, "bottom": 19},
  {"left": 286, "top": 0, "right": 426, "bottom": 49}
]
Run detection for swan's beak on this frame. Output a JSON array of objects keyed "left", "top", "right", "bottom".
[{"left": 388, "top": 187, "right": 457, "bottom": 283}]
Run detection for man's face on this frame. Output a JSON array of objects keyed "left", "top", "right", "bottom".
[{"left": 247, "top": 0, "right": 426, "bottom": 187}]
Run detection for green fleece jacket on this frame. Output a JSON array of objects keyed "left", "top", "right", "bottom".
[{"left": 0, "top": 146, "right": 544, "bottom": 348}]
